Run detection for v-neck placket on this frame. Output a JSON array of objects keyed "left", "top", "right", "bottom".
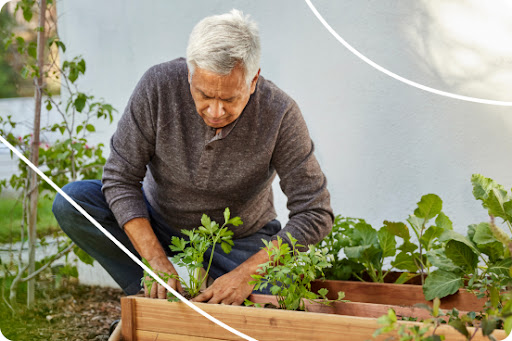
[{"left": 195, "top": 119, "right": 239, "bottom": 189}]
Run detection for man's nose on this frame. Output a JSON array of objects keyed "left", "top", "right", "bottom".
[{"left": 207, "top": 100, "right": 224, "bottom": 118}]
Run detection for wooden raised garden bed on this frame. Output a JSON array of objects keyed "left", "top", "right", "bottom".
[
  {"left": 311, "top": 279, "right": 487, "bottom": 312},
  {"left": 120, "top": 294, "right": 507, "bottom": 341}
]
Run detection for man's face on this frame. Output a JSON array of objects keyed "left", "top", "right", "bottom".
[{"left": 189, "top": 64, "right": 260, "bottom": 129}]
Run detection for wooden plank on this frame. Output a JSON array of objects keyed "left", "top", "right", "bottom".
[
  {"left": 123, "top": 296, "right": 507, "bottom": 341},
  {"left": 121, "top": 296, "right": 136, "bottom": 341},
  {"left": 137, "top": 330, "right": 228, "bottom": 341},
  {"left": 311, "top": 280, "right": 487, "bottom": 312},
  {"left": 248, "top": 294, "right": 436, "bottom": 320}
]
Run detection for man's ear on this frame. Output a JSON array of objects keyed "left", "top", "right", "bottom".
[
  {"left": 187, "top": 68, "right": 192, "bottom": 83},
  {"left": 249, "top": 68, "right": 261, "bottom": 94}
]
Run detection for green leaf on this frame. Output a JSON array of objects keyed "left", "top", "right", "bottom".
[
  {"left": 55, "top": 40, "right": 66, "bottom": 52},
  {"left": 69, "top": 66, "right": 79, "bottom": 83},
  {"left": 435, "top": 212, "right": 453, "bottom": 230},
  {"left": 85, "top": 124, "right": 95, "bottom": 132},
  {"left": 407, "top": 215, "right": 425, "bottom": 234},
  {"left": 504, "top": 316, "right": 512, "bottom": 336},
  {"left": 432, "top": 297, "right": 440, "bottom": 317},
  {"left": 471, "top": 174, "right": 512, "bottom": 222},
  {"left": 228, "top": 216, "right": 243, "bottom": 226},
  {"left": 487, "top": 258, "right": 512, "bottom": 276},
  {"left": 73, "top": 246, "right": 95, "bottom": 265},
  {"left": 394, "top": 272, "right": 418, "bottom": 284},
  {"left": 46, "top": 101, "right": 52, "bottom": 111},
  {"left": 378, "top": 227, "right": 396, "bottom": 258},
  {"left": 28, "top": 44, "right": 37, "bottom": 58},
  {"left": 423, "top": 269, "right": 463, "bottom": 301},
  {"left": 201, "top": 214, "right": 211, "bottom": 228},
  {"left": 22, "top": 6, "right": 33, "bottom": 22},
  {"left": 21, "top": 66, "right": 30, "bottom": 79},
  {"left": 477, "top": 241, "right": 504, "bottom": 262},
  {"left": 481, "top": 318, "right": 497, "bottom": 336},
  {"left": 426, "top": 249, "right": 460, "bottom": 272},
  {"left": 353, "top": 222, "right": 378, "bottom": 245},
  {"left": 449, "top": 319, "right": 469, "bottom": 338},
  {"left": 474, "top": 222, "right": 498, "bottom": 244},
  {"left": 76, "top": 125, "right": 83, "bottom": 134},
  {"left": 220, "top": 241, "right": 232, "bottom": 254},
  {"left": 74, "top": 93, "right": 87, "bottom": 112},
  {"left": 383, "top": 221, "right": 410, "bottom": 239},
  {"left": 398, "top": 240, "right": 418, "bottom": 253},
  {"left": 444, "top": 240, "right": 478, "bottom": 272},
  {"left": 391, "top": 252, "right": 418, "bottom": 272},
  {"left": 414, "top": 194, "right": 442, "bottom": 220},
  {"left": 439, "top": 230, "right": 480, "bottom": 255},
  {"left": 223, "top": 207, "right": 230, "bottom": 223},
  {"left": 78, "top": 58, "right": 86, "bottom": 73},
  {"left": 420, "top": 225, "right": 442, "bottom": 250}
]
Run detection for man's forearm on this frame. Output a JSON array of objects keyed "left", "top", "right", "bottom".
[
  {"left": 237, "top": 240, "right": 279, "bottom": 279},
  {"left": 124, "top": 217, "right": 168, "bottom": 264}
]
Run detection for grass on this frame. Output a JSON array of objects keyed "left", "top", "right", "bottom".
[{"left": 0, "top": 194, "right": 60, "bottom": 244}]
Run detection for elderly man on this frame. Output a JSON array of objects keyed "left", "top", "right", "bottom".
[{"left": 53, "top": 9, "right": 333, "bottom": 305}]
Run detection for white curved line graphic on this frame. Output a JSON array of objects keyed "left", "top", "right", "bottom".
[
  {"left": 305, "top": 0, "right": 512, "bottom": 107},
  {"left": 0, "top": 135, "right": 258, "bottom": 341}
]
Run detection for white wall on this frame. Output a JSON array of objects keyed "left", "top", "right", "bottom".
[{"left": 56, "top": 0, "right": 512, "bottom": 237}]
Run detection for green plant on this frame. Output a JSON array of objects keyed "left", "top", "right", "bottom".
[
  {"left": 249, "top": 232, "right": 344, "bottom": 311},
  {"left": 422, "top": 174, "right": 512, "bottom": 301},
  {"left": 318, "top": 194, "right": 454, "bottom": 285},
  {"left": 0, "top": 0, "right": 114, "bottom": 310},
  {"left": 143, "top": 208, "right": 242, "bottom": 299}
]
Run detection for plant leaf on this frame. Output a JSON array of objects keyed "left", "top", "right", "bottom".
[
  {"left": 444, "top": 240, "right": 478, "bottom": 272},
  {"left": 223, "top": 207, "right": 230, "bottom": 223},
  {"left": 473, "top": 222, "right": 498, "bottom": 244},
  {"left": 435, "top": 212, "right": 453, "bottom": 230},
  {"left": 378, "top": 227, "right": 396, "bottom": 258},
  {"left": 353, "top": 222, "right": 378, "bottom": 245},
  {"left": 439, "top": 230, "right": 480, "bottom": 255},
  {"left": 426, "top": 249, "right": 460, "bottom": 272},
  {"left": 391, "top": 252, "right": 418, "bottom": 272},
  {"left": 449, "top": 319, "right": 469, "bottom": 338},
  {"left": 471, "top": 174, "right": 512, "bottom": 222},
  {"left": 487, "top": 258, "right": 512, "bottom": 276},
  {"left": 383, "top": 221, "right": 410, "bottom": 239},
  {"left": 414, "top": 194, "right": 442, "bottom": 220},
  {"left": 423, "top": 269, "right": 463, "bottom": 301}
]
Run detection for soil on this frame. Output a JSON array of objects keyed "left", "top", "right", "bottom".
[{"left": 0, "top": 278, "right": 123, "bottom": 341}]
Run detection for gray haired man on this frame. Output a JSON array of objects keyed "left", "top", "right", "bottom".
[{"left": 53, "top": 9, "right": 333, "bottom": 305}]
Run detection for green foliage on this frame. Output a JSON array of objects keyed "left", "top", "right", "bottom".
[
  {"left": 0, "top": 0, "right": 115, "bottom": 309},
  {"left": 143, "top": 208, "right": 242, "bottom": 299},
  {"left": 373, "top": 304, "right": 446, "bottom": 341},
  {"left": 250, "top": 232, "right": 341, "bottom": 311}
]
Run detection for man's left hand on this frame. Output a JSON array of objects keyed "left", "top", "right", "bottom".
[{"left": 191, "top": 266, "right": 254, "bottom": 305}]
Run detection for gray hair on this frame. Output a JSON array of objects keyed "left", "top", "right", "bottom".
[{"left": 186, "top": 9, "right": 261, "bottom": 86}]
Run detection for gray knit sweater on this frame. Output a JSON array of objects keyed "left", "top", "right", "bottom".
[{"left": 102, "top": 58, "right": 333, "bottom": 247}]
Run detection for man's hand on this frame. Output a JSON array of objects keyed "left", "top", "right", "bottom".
[
  {"left": 124, "top": 217, "right": 183, "bottom": 299},
  {"left": 191, "top": 265, "right": 254, "bottom": 305},
  {"left": 191, "top": 240, "right": 278, "bottom": 305},
  {"left": 144, "top": 256, "right": 184, "bottom": 299}
]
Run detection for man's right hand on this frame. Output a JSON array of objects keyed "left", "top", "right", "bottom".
[
  {"left": 144, "top": 256, "right": 184, "bottom": 299},
  {"left": 124, "top": 217, "right": 184, "bottom": 299}
]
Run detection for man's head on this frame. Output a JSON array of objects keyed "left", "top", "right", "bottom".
[{"left": 186, "top": 9, "right": 261, "bottom": 129}]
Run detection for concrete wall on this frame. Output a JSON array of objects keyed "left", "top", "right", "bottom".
[{"left": 54, "top": 1, "right": 512, "bottom": 238}]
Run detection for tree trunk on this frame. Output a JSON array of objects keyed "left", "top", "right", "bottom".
[{"left": 27, "top": 0, "right": 47, "bottom": 308}]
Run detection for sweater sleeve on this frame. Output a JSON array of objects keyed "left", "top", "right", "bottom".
[
  {"left": 271, "top": 101, "right": 334, "bottom": 249},
  {"left": 101, "top": 68, "right": 157, "bottom": 228}
]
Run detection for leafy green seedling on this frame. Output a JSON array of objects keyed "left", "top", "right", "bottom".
[
  {"left": 249, "top": 232, "right": 345, "bottom": 311},
  {"left": 142, "top": 208, "right": 242, "bottom": 299}
]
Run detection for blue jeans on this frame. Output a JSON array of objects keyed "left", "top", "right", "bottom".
[{"left": 52, "top": 180, "right": 281, "bottom": 295}]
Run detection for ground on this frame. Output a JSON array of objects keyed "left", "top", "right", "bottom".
[{"left": 0, "top": 278, "right": 123, "bottom": 341}]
